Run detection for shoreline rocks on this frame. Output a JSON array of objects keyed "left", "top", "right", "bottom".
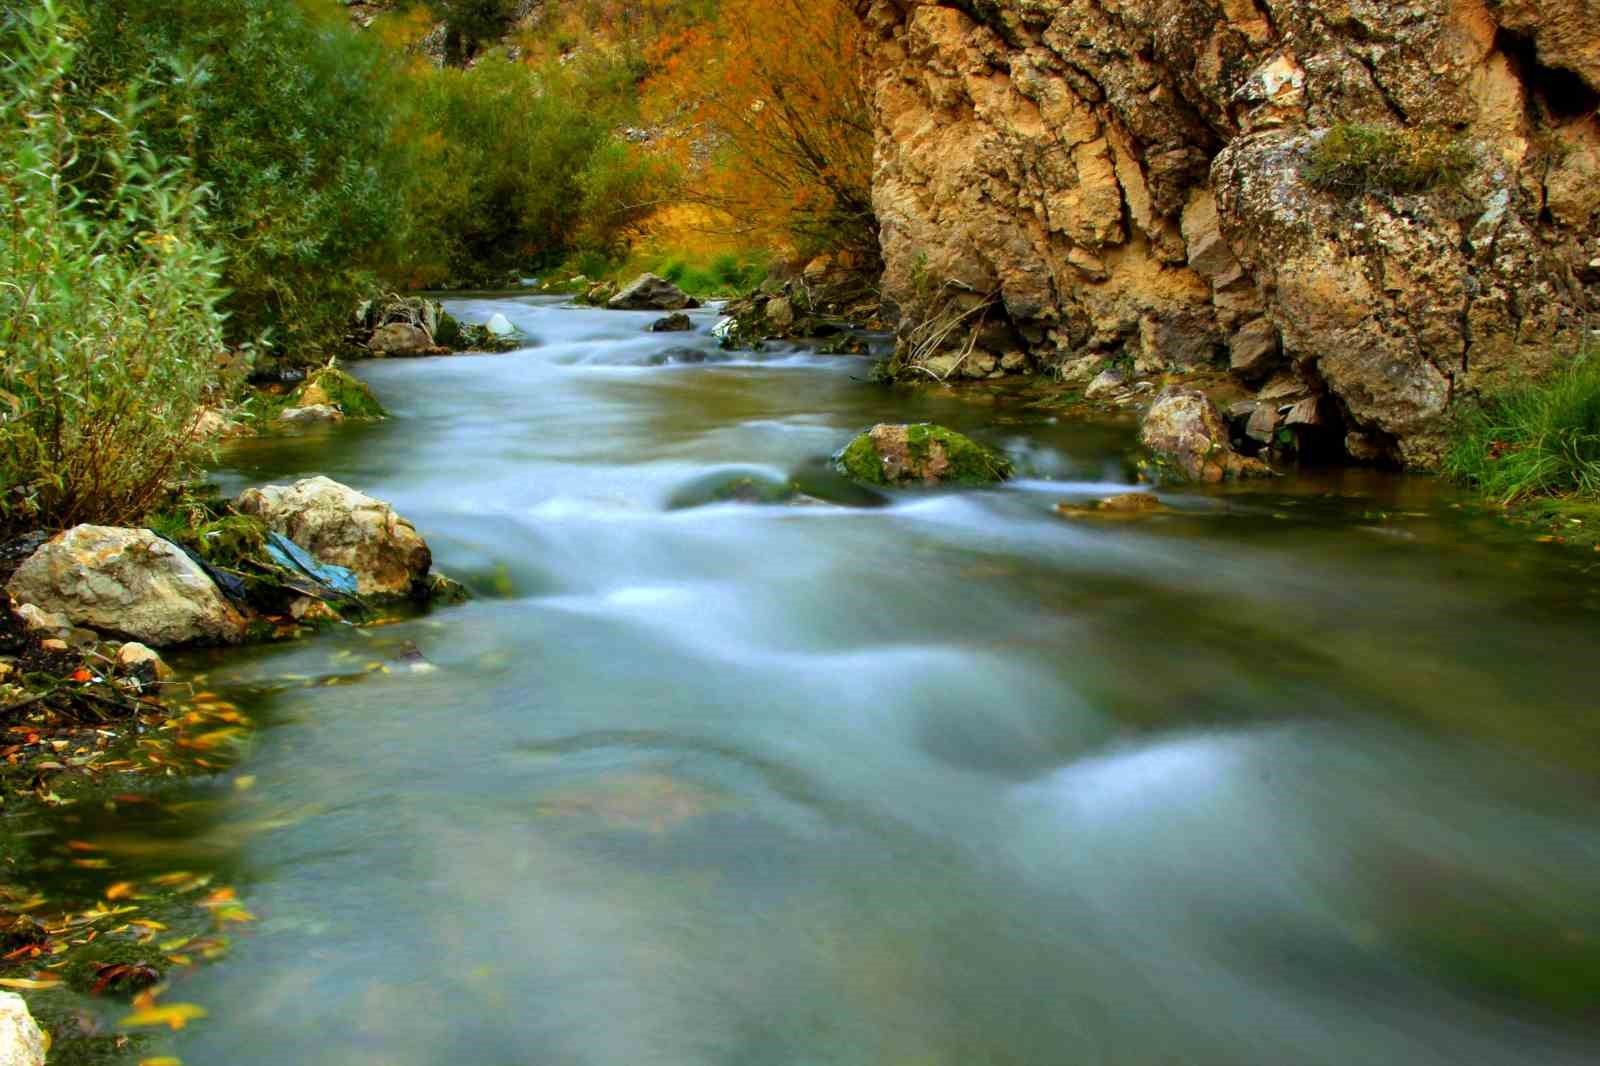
[
  {"left": 0, "top": 992, "right": 46, "bottom": 1066},
  {"left": 235, "top": 476, "right": 432, "bottom": 599},
  {"left": 6, "top": 526, "right": 249, "bottom": 647}
]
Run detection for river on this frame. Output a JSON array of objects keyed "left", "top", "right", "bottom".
[{"left": 39, "top": 296, "right": 1600, "bottom": 1062}]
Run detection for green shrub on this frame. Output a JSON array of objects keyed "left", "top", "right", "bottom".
[
  {"left": 1306, "top": 123, "right": 1474, "bottom": 196},
  {"left": 68, "top": 0, "right": 418, "bottom": 362},
  {"left": 403, "top": 54, "right": 666, "bottom": 284},
  {"left": 1, "top": 1, "right": 226, "bottom": 531},
  {"left": 1443, "top": 351, "right": 1600, "bottom": 502}
]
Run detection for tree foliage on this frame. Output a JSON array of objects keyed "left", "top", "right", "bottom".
[
  {"left": 1, "top": 0, "right": 226, "bottom": 530},
  {"left": 644, "top": 0, "right": 877, "bottom": 262}
]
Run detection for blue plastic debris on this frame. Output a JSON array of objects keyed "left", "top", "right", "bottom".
[{"left": 263, "top": 532, "right": 360, "bottom": 599}]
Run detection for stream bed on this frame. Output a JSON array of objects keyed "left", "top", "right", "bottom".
[{"left": 25, "top": 295, "right": 1600, "bottom": 1063}]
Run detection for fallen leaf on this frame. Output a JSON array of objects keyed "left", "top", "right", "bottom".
[
  {"left": 120, "top": 1003, "right": 207, "bottom": 1031},
  {"left": 0, "top": 976, "right": 63, "bottom": 990},
  {"left": 105, "top": 882, "right": 137, "bottom": 901}
]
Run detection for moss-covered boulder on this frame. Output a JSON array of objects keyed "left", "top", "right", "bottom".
[
  {"left": 834, "top": 424, "right": 1013, "bottom": 487},
  {"left": 287, "top": 366, "right": 386, "bottom": 419}
]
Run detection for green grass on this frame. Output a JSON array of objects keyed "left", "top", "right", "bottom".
[
  {"left": 1443, "top": 352, "right": 1600, "bottom": 503},
  {"left": 555, "top": 247, "right": 772, "bottom": 298},
  {"left": 1306, "top": 123, "right": 1474, "bottom": 196}
]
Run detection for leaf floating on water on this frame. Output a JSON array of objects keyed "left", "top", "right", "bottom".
[
  {"left": 120, "top": 1002, "right": 207, "bottom": 1030},
  {"left": 105, "top": 881, "right": 137, "bottom": 901},
  {"left": 140, "top": 1058, "right": 184, "bottom": 1066}
]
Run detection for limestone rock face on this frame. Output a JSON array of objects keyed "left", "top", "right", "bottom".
[
  {"left": 235, "top": 476, "right": 431, "bottom": 598},
  {"left": 1140, "top": 387, "right": 1272, "bottom": 482},
  {"left": 856, "top": 0, "right": 1600, "bottom": 467},
  {"left": 607, "top": 273, "right": 694, "bottom": 311},
  {"left": 0, "top": 993, "right": 45, "bottom": 1066},
  {"left": 6, "top": 526, "right": 248, "bottom": 647}
]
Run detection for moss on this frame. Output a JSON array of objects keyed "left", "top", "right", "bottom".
[
  {"left": 834, "top": 424, "right": 1012, "bottom": 486},
  {"left": 433, "top": 310, "right": 464, "bottom": 348},
  {"left": 63, "top": 938, "right": 168, "bottom": 997},
  {"left": 287, "top": 366, "right": 386, "bottom": 419},
  {"left": 1305, "top": 123, "right": 1474, "bottom": 197},
  {"left": 836, "top": 433, "right": 890, "bottom": 485}
]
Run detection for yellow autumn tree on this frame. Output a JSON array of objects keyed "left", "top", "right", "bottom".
[{"left": 645, "top": 0, "right": 877, "bottom": 264}]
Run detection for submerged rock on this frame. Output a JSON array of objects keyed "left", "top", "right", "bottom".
[
  {"left": 650, "top": 312, "right": 694, "bottom": 333},
  {"left": 234, "top": 476, "right": 432, "bottom": 599},
  {"left": 835, "top": 423, "right": 1012, "bottom": 486},
  {"left": 0, "top": 992, "right": 45, "bottom": 1066},
  {"left": 6, "top": 526, "right": 248, "bottom": 647},
  {"left": 1140, "top": 387, "right": 1271, "bottom": 483},
  {"left": 607, "top": 273, "right": 695, "bottom": 311},
  {"left": 666, "top": 469, "right": 799, "bottom": 510},
  {"left": 1055, "top": 493, "right": 1171, "bottom": 520}
]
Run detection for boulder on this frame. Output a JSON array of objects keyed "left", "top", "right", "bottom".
[
  {"left": 12, "top": 603, "right": 71, "bottom": 638},
  {"left": 369, "top": 322, "right": 434, "bottom": 356},
  {"left": 649, "top": 313, "right": 694, "bottom": 333},
  {"left": 765, "top": 296, "right": 796, "bottom": 330},
  {"left": 585, "top": 281, "right": 617, "bottom": 306},
  {"left": 287, "top": 367, "right": 386, "bottom": 419},
  {"left": 607, "top": 273, "right": 693, "bottom": 311},
  {"left": 193, "top": 407, "right": 250, "bottom": 442},
  {"left": 0, "top": 993, "right": 45, "bottom": 1066},
  {"left": 485, "top": 312, "right": 516, "bottom": 337},
  {"left": 1084, "top": 369, "right": 1127, "bottom": 400},
  {"left": 6, "top": 526, "right": 248, "bottom": 647},
  {"left": 835, "top": 424, "right": 1012, "bottom": 486},
  {"left": 277, "top": 404, "right": 345, "bottom": 426},
  {"left": 234, "top": 476, "right": 431, "bottom": 599},
  {"left": 1139, "top": 387, "right": 1271, "bottom": 483}
]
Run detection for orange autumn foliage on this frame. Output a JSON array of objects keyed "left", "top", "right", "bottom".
[{"left": 644, "top": 0, "right": 876, "bottom": 260}]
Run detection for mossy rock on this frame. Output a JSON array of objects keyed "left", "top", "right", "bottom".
[
  {"left": 288, "top": 367, "right": 386, "bottom": 419},
  {"left": 834, "top": 423, "right": 1013, "bottom": 487},
  {"left": 434, "top": 310, "right": 464, "bottom": 348},
  {"left": 665, "top": 469, "right": 799, "bottom": 510}
]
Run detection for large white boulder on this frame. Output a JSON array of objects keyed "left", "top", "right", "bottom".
[
  {"left": 0, "top": 991, "right": 49, "bottom": 1066},
  {"left": 234, "top": 476, "right": 431, "bottom": 598},
  {"left": 6, "top": 526, "right": 247, "bottom": 647}
]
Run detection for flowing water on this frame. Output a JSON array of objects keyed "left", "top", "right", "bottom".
[{"left": 27, "top": 296, "right": 1600, "bottom": 1062}]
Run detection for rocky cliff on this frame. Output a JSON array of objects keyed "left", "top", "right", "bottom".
[{"left": 856, "top": 0, "right": 1600, "bottom": 466}]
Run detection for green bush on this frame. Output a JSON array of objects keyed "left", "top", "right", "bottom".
[
  {"left": 403, "top": 53, "right": 667, "bottom": 284},
  {"left": 1, "top": 0, "right": 225, "bottom": 531},
  {"left": 68, "top": 0, "right": 418, "bottom": 362},
  {"left": 1306, "top": 123, "right": 1474, "bottom": 196},
  {"left": 1444, "top": 352, "right": 1600, "bottom": 502}
]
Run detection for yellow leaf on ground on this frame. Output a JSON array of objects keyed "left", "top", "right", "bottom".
[
  {"left": 120, "top": 1003, "right": 208, "bottom": 1030},
  {"left": 0, "top": 977, "right": 62, "bottom": 990}
]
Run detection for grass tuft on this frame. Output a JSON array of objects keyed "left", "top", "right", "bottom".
[
  {"left": 1443, "top": 352, "right": 1600, "bottom": 503},
  {"left": 1306, "top": 123, "right": 1474, "bottom": 197}
]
